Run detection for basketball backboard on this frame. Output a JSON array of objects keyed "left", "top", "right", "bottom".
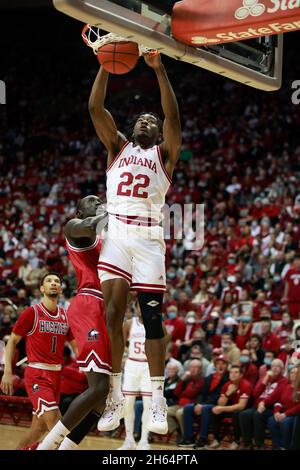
[{"left": 53, "top": 0, "right": 283, "bottom": 91}]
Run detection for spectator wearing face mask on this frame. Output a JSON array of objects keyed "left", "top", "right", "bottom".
[
  {"left": 259, "top": 350, "right": 277, "bottom": 379},
  {"left": 267, "top": 365, "right": 300, "bottom": 449},
  {"left": 239, "top": 349, "right": 258, "bottom": 389},
  {"left": 239, "top": 359, "right": 288, "bottom": 449},
  {"left": 164, "top": 305, "right": 186, "bottom": 345},
  {"left": 220, "top": 332, "right": 240, "bottom": 365}
]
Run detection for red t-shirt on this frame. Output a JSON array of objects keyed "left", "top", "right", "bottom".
[
  {"left": 284, "top": 268, "right": 300, "bottom": 302},
  {"left": 221, "top": 378, "right": 252, "bottom": 404},
  {"left": 13, "top": 303, "right": 74, "bottom": 365}
]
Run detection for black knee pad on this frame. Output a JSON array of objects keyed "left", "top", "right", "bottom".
[{"left": 137, "top": 292, "right": 164, "bottom": 339}]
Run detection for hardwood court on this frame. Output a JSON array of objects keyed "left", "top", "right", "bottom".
[{"left": 0, "top": 424, "right": 179, "bottom": 450}]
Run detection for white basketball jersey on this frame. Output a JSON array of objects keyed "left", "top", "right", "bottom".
[
  {"left": 106, "top": 141, "right": 171, "bottom": 222},
  {"left": 127, "top": 317, "right": 147, "bottom": 362}
]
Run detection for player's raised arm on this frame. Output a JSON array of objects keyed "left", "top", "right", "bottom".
[
  {"left": 88, "top": 66, "right": 126, "bottom": 158},
  {"left": 144, "top": 54, "right": 181, "bottom": 173}
]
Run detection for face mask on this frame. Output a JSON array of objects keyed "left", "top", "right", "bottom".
[
  {"left": 224, "top": 313, "right": 232, "bottom": 319},
  {"left": 222, "top": 342, "right": 231, "bottom": 350},
  {"left": 167, "top": 272, "right": 176, "bottom": 280},
  {"left": 168, "top": 312, "right": 177, "bottom": 320},
  {"left": 228, "top": 259, "right": 235, "bottom": 265},
  {"left": 263, "top": 284, "right": 270, "bottom": 291},
  {"left": 288, "top": 364, "right": 296, "bottom": 371},
  {"left": 240, "top": 316, "right": 251, "bottom": 323},
  {"left": 273, "top": 275, "right": 281, "bottom": 282},
  {"left": 187, "top": 319, "right": 196, "bottom": 325},
  {"left": 264, "top": 358, "right": 272, "bottom": 366},
  {"left": 240, "top": 356, "right": 250, "bottom": 364},
  {"left": 282, "top": 319, "right": 290, "bottom": 326}
]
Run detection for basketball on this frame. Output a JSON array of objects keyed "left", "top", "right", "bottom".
[{"left": 97, "top": 41, "right": 139, "bottom": 74}]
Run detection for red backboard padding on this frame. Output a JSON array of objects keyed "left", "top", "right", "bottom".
[{"left": 171, "top": 0, "right": 300, "bottom": 46}]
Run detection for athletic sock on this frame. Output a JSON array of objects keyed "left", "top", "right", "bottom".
[
  {"left": 150, "top": 377, "right": 165, "bottom": 404},
  {"left": 58, "top": 436, "right": 78, "bottom": 450},
  {"left": 37, "top": 420, "right": 70, "bottom": 450},
  {"left": 111, "top": 373, "right": 123, "bottom": 401}
]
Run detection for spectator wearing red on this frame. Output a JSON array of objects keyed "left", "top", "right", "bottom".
[
  {"left": 177, "top": 291, "right": 195, "bottom": 317},
  {"left": 274, "top": 312, "right": 294, "bottom": 348},
  {"left": 164, "top": 305, "right": 186, "bottom": 343},
  {"left": 239, "top": 359, "right": 288, "bottom": 449},
  {"left": 206, "top": 365, "right": 252, "bottom": 450},
  {"left": 221, "top": 275, "right": 243, "bottom": 304},
  {"left": 267, "top": 365, "right": 300, "bottom": 449},
  {"left": 167, "top": 359, "right": 204, "bottom": 436},
  {"left": 278, "top": 336, "right": 295, "bottom": 370},
  {"left": 235, "top": 315, "right": 253, "bottom": 350},
  {"left": 239, "top": 349, "right": 259, "bottom": 389},
  {"left": 259, "top": 350, "right": 277, "bottom": 379},
  {"left": 283, "top": 255, "right": 300, "bottom": 319},
  {"left": 261, "top": 319, "right": 281, "bottom": 353}
]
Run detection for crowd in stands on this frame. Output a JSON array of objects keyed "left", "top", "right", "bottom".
[{"left": 1, "top": 10, "right": 300, "bottom": 450}]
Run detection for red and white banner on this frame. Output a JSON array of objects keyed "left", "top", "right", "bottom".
[{"left": 172, "top": 0, "right": 300, "bottom": 46}]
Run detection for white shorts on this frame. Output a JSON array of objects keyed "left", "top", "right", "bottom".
[
  {"left": 98, "top": 216, "right": 166, "bottom": 293},
  {"left": 122, "top": 358, "right": 152, "bottom": 396}
]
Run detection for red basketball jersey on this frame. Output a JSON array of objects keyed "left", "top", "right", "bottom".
[
  {"left": 13, "top": 303, "right": 73, "bottom": 365},
  {"left": 65, "top": 236, "right": 102, "bottom": 291}
]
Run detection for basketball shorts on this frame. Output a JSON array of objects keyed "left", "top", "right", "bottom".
[
  {"left": 25, "top": 366, "right": 61, "bottom": 417},
  {"left": 98, "top": 216, "right": 166, "bottom": 293},
  {"left": 67, "top": 290, "right": 112, "bottom": 375},
  {"left": 122, "top": 358, "right": 152, "bottom": 397}
]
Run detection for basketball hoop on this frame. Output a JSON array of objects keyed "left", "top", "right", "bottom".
[{"left": 82, "top": 24, "right": 158, "bottom": 57}]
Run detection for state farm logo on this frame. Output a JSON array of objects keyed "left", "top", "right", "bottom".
[
  {"left": 235, "top": 0, "right": 300, "bottom": 20},
  {"left": 235, "top": 0, "right": 266, "bottom": 20}
]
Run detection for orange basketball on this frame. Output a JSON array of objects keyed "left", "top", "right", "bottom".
[{"left": 97, "top": 41, "right": 139, "bottom": 74}]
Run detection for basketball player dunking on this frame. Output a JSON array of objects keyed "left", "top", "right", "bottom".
[
  {"left": 89, "top": 52, "right": 181, "bottom": 434},
  {"left": 38, "top": 196, "right": 112, "bottom": 450}
]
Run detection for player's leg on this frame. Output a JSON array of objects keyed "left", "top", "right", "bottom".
[
  {"left": 132, "top": 233, "right": 168, "bottom": 434},
  {"left": 137, "top": 395, "right": 151, "bottom": 450},
  {"left": 58, "top": 410, "right": 102, "bottom": 450},
  {"left": 17, "top": 414, "right": 48, "bottom": 449},
  {"left": 97, "top": 277, "right": 131, "bottom": 431},
  {"left": 117, "top": 395, "right": 137, "bottom": 450},
  {"left": 38, "top": 371, "right": 109, "bottom": 450}
]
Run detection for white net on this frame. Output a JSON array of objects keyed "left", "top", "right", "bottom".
[{"left": 82, "top": 24, "right": 158, "bottom": 56}]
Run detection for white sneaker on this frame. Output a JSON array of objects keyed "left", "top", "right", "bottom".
[
  {"left": 136, "top": 441, "right": 150, "bottom": 450},
  {"left": 117, "top": 439, "right": 136, "bottom": 450},
  {"left": 204, "top": 439, "right": 221, "bottom": 450},
  {"left": 147, "top": 397, "right": 168, "bottom": 434},
  {"left": 226, "top": 441, "right": 239, "bottom": 450},
  {"left": 97, "top": 398, "right": 125, "bottom": 432}
]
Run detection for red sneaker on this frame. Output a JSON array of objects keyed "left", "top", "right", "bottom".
[{"left": 20, "top": 442, "right": 39, "bottom": 450}]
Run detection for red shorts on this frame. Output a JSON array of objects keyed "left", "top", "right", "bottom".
[
  {"left": 25, "top": 366, "right": 61, "bottom": 417},
  {"left": 67, "top": 292, "right": 112, "bottom": 375}
]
